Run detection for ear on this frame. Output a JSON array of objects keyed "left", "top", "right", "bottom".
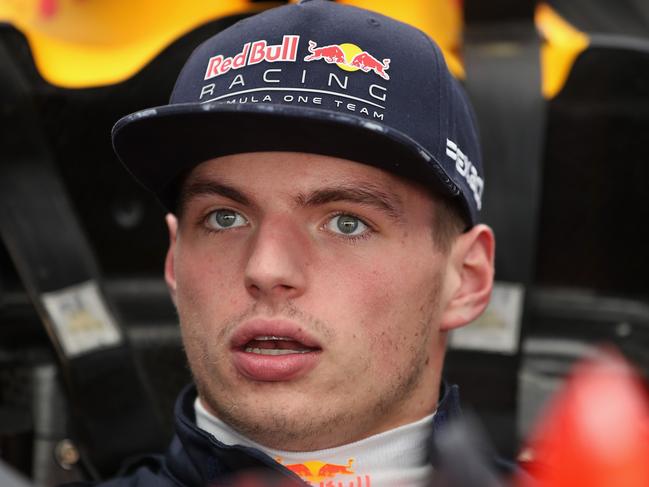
[
  {"left": 439, "top": 224, "right": 495, "bottom": 331},
  {"left": 164, "top": 213, "right": 179, "bottom": 306}
]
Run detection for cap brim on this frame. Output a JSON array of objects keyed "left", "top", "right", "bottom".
[{"left": 112, "top": 102, "right": 462, "bottom": 212}]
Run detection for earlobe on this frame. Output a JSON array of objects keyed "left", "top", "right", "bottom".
[
  {"left": 439, "top": 224, "right": 495, "bottom": 331},
  {"left": 164, "top": 213, "right": 179, "bottom": 305}
]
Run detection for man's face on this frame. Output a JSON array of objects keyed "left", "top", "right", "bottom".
[{"left": 166, "top": 152, "right": 458, "bottom": 451}]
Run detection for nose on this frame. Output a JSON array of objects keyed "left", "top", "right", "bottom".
[{"left": 244, "top": 216, "right": 308, "bottom": 303}]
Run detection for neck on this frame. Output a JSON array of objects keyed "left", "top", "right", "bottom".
[{"left": 195, "top": 397, "right": 436, "bottom": 487}]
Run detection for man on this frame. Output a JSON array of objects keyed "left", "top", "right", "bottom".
[{"left": 104, "top": 0, "right": 495, "bottom": 485}]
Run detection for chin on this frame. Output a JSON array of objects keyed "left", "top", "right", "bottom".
[{"left": 201, "top": 383, "right": 355, "bottom": 449}]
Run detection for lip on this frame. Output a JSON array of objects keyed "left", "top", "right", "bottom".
[{"left": 230, "top": 320, "right": 322, "bottom": 382}]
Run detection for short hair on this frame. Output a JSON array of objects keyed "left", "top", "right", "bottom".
[{"left": 431, "top": 195, "right": 469, "bottom": 254}]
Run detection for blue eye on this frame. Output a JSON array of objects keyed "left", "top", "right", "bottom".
[
  {"left": 326, "top": 214, "right": 369, "bottom": 236},
  {"left": 206, "top": 209, "right": 248, "bottom": 230}
]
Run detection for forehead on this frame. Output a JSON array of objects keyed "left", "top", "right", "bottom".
[{"left": 181, "top": 151, "right": 430, "bottom": 200}]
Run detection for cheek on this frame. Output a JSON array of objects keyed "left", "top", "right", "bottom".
[
  {"left": 352, "top": 268, "right": 397, "bottom": 320},
  {"left": 174, "top": 243, "right": 245, "bottom": 310},
  {"left": 173, "top": 249, "right": 242, "bottom": 370},
  {"left": 319, "top": 248, "right": 441, "bottom": 352}
]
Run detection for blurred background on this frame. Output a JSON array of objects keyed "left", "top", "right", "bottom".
[{"left": 0, "top": 0, "right": 647, "bottom": 485}]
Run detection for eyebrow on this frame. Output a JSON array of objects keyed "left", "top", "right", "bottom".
[
  {"left": 180, "top": 178, "right": 403, "bottom": 220},
  {"left": 180, "top": 180, "right": 255, "bottom": 210},
  {"left": 296, "top": 185, "right": 403, "bottom": 220}
]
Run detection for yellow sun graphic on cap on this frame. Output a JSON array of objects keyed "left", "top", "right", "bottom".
[{"left": 337, "top": 43, "right": 362, "bottom": 71}]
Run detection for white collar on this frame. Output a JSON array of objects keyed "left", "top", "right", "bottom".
[{"left": 195, "top": 397, "right": 435, "bottom": 486}]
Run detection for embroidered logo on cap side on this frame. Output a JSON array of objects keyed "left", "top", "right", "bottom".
[{"left": 446, "top": 138, "right": 484, "bottom": 210}]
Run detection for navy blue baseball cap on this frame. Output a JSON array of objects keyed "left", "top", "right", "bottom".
[{"left": 112, "top": 0, "right": 484, "bottom": 225}]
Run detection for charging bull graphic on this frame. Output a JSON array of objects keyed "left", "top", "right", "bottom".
[
  {"left": 304, "top": 40, "right": 391, "bottom": 80},
  {"left": 304, "top": 41, "right": 346, "bottom": 64},
  {"left": 349, "top": 51, "right": 390, "bottom": 80}
]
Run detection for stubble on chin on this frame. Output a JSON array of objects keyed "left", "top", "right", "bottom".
[{"left": 181, "top": 280, "right": 442, "bottom": 451}]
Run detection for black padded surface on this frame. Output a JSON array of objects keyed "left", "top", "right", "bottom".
[
  {"left": 536, "top": 42, "right": 649, "bottom": 299},
  {"left": 465, "top": 23, "right": 545, "bottom": 285},
  {"left": 549, "top": 0, "right": 649, "bottom": 38},
  {"left": 465, "top": 0, "right": 536, "bottom": 24}
]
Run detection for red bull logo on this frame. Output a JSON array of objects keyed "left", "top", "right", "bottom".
[
  {"left": 304, "top": 41, "right": 390, "bottom": 80},
  {"left": 204, "top": 35, "right": 301, "bottom": 80},
  {"left": 277, "top": 457, "right": 371, "bottom": 486}
]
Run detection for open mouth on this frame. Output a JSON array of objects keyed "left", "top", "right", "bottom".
[
  {"left": 243, "top": 336, "right": 319, "bottom": 355},
  {"left": 231, "top": 323, "right": 322, "bottom": 380}
]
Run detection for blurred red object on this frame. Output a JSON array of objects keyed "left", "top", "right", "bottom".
[{"left": 516, "top": 349, "right": 649, "bottom": 487}]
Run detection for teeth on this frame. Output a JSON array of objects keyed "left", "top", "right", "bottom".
[
  {"left": 253, "top": 336, "right": 292, "bottom": 341},
  {"left": 244, "top": 347, "right": 310, "bottom": 355}
]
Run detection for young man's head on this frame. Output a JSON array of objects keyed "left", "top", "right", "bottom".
[{"left": 112, "top": 0, "right": 494, "bottom": 452}]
